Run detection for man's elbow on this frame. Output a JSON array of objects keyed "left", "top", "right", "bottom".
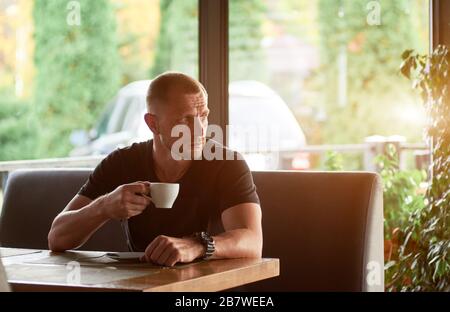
[
  {"left": 47, "top": 229, "right": 68, "bottom": 252},
  {"left": 248, "top": 232, "right": 263, "bottom": 258},
  {"left": 253, "top": 241, "right": 263, "bottom": 258}
]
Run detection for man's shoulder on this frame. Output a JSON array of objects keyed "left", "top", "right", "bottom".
[
  {"left": 112, "top": 140, "right": 152, "bottom": 155},
  {"left": 119, "top": 140, "right": 151, "bottom": 154},
  {"left": 103, "top": 140, "right": 151, "bottom": 163}
]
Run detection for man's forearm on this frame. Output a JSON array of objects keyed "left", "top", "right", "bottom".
[
  {"left": 211, "top": 229, "right": 262, "bottom": 259},
  {"left": 48, "top": 196, "right": 110, "bottom": 252}
]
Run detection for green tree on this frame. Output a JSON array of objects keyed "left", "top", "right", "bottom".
[
  {"left": 316, "top": 0, "right": 426, "bottom": 144},
  {"left": 150, "top": 0, "right": 198, "bottom": 78},
  {"left": 150, "top": 0, "right": 266, "bottom": 82},
  {"left": 387, "top": 46, "right": 450, "bottom": 292},
  {"left": 229, "top": 0, "right": 266, "bottom": 82},
  {"left": 0, "top": 96, "right": 38, "bottom": 161},
  {"left": 33, "top": 0, "right": 120, "bottom": 157}
]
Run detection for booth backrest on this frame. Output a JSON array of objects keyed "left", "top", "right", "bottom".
[
  {"left": 248, "top": 171, "right": 383, "bottom": 291},
  {"left": 0, "top": 169, "right": 128, "bottom": 252},
  {"left": 0, "top": 169, "right": 383, "bottom": 291}
]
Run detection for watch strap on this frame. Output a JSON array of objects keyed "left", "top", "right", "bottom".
[{"left": 194, "top": 231, "right": 215, "bottom": 260}]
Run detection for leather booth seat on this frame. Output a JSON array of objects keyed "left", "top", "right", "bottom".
[{"left": 0, "top": 169, "right": 383, "bottom": 291}]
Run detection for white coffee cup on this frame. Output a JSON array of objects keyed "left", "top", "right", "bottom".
[{"left": 150, "top": 183, "right": 179, "bottom": 209}]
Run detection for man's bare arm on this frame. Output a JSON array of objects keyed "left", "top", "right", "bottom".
[
  {"left": 140, "top": 202, "right": 263, "bottom": 266},
  {"left": 48, "top": 194, "right": 106, "bottom": 252},
  {"left": 48, "top": 182, "right": 151, "bottom": 252},
  {"left": 212, "top": 202, "right": 263, "bottom": 259}
]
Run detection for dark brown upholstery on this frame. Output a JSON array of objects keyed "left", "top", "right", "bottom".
[
  {"left": 0, "top": 169, "right": 128, "bottom": 252},
  {"left": 0, "top": 169, "right": 383, "bottom": 291},
  {"left": 246, "top": 171, "right": 383, "bottom": 291}
]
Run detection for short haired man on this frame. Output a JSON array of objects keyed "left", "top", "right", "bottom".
[{"left": 48, "top": 72, "right": 262, "bottom": 266}]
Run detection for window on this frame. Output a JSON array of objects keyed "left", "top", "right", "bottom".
[
  {"left": 228, "top": 0, "right": 430, "bottom": 171},
  {"left": 0, "top": 0, "right": 198, "bottom": 160}
]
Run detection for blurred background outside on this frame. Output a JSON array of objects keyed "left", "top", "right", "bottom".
[{"left": 0, "top": 0, "right": 430, "bottom": 175}]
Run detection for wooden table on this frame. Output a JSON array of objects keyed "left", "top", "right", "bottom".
[{"left": 0, "top": 247, "right": 279, "bottom": 292}]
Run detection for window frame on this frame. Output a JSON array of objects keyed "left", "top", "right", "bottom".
[
  {"left": 431, "top": 0, "right": 450, "bottom": 49},
  {"left": 199, "top": 0, "right": 229, "bottom": 144}
]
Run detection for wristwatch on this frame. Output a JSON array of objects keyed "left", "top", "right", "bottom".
[{"left": 194, "top": 231, "right": 215, "bottom": 260}]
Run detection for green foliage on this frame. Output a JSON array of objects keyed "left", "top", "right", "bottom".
[
  {"left": 386, "top": 46, "right": 450, "bottom": 291},
  {"left": 33, "top": 0, "right": 120, "bottom": 157},
  {"left": 150, "top": 0, "right": 198, "bottom": 78},
  {"left": 0, "top": 96, "right": 39, "bottom": 161},
  {"left": 323, "top": 151, "right": 344, "bottom": 171},
  {"left": 376, "top": 144, "right": 426, "bottom": 240},
  {"left": 229, "top": 0, "right": 266, "bottom": 82},
  {"left": 316, "top": 0, "right": 426, "bottom": 144},
  {"left": 150, "top": 0, "right": 266, "bottom": 81}
]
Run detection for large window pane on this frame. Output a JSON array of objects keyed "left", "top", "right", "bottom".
[
  {"left": 228, "top": 0, "right": 429, "bottom": 171},
  {"left": 0, "top": 0, "right": 198, "bottom": 160}
]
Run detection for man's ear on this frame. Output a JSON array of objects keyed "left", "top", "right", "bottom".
[{"left": 144, "top": 113, "right": 159, "bottom": 135}]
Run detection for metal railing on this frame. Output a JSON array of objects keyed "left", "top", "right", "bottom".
[
  {"left": 0, "top": 139, "right": 429, "bottom": 191},
  {"left": 0, "top": 155, "right": 105, "bottom": 172},
  {"left": 0, "top": 155, "right": 105, "bottom": 193}
]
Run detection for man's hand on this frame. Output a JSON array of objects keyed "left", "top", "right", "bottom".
[
  {"left": 102, "top": 181, "right": 151, "bottom": 220},
  {"left": 140, "top": 235, "right": 205, "bottom": 267}
]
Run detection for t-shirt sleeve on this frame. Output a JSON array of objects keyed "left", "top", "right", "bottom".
[
  {"left": 78, "top": 148, "right": 125, "bottom": 200},
  {"left": 217, "top": 152, "right": 260, "bottom": 214}
]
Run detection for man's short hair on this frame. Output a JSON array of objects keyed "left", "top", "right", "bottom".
[{"left": 146, "top": 71, "right": 207, "bottom": 113}]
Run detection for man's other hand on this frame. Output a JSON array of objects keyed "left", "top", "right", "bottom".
[{"left": 140, "top": 235, "right": 205, "bottom": 267}]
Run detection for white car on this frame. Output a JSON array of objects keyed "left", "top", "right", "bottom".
[{"left": 70, "top": 80, "right": 309, "bottom": 170}]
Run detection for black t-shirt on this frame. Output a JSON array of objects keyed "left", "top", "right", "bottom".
[{"left": 78, "top": 139, "right": 260, "bottom": 251}]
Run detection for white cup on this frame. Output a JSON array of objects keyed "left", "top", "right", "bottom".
[{"left": 150, "top": 183, "right": 179, "bottom": 209}]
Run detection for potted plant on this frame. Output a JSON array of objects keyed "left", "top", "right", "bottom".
[
  {"left": 375, "top": 145, "right": 426, "bottom": 267},
  {"left": 385, "top": 45, "right": 450, "bottom": 291}
]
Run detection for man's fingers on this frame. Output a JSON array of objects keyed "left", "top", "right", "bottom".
[
  {"left": 160, "top": 247, "right": 176, "bottom": 266},
  {"left": 165, "top": 250, "right": 180, "bottom": 267},
  {"left": 142, "top": 181, "right": 151, "bottom": 191},
  {"left": 143, "top": 236, "right": 162, "bottom": 262},
  {"left": 155, "top": 245, "right": 173, "bottom": 266},
  {"left": 150, "top": 239, "right": 169, "bottom": 263},
  {"left": 128, "top": 193, "right": 151, "bottom": 206},
  {"left": 126, "top": 182, "right": 150, "bottom": 195},
  {"left": 125, "top": 203, "right": 145, "bottom": 211},
  {"left": 137, "top": 181, "right": 151, "bottom": 195},
  {"left": 140, "top": 194, "right": 153, "bottom": 205}
]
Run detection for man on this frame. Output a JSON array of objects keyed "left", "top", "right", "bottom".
[{"left": 48, "top": 72, "right": 262, "bottom": 267}]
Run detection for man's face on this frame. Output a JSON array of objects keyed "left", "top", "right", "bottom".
[{"left": 152, "top": 90, "right": 209, "bottom": 158}]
